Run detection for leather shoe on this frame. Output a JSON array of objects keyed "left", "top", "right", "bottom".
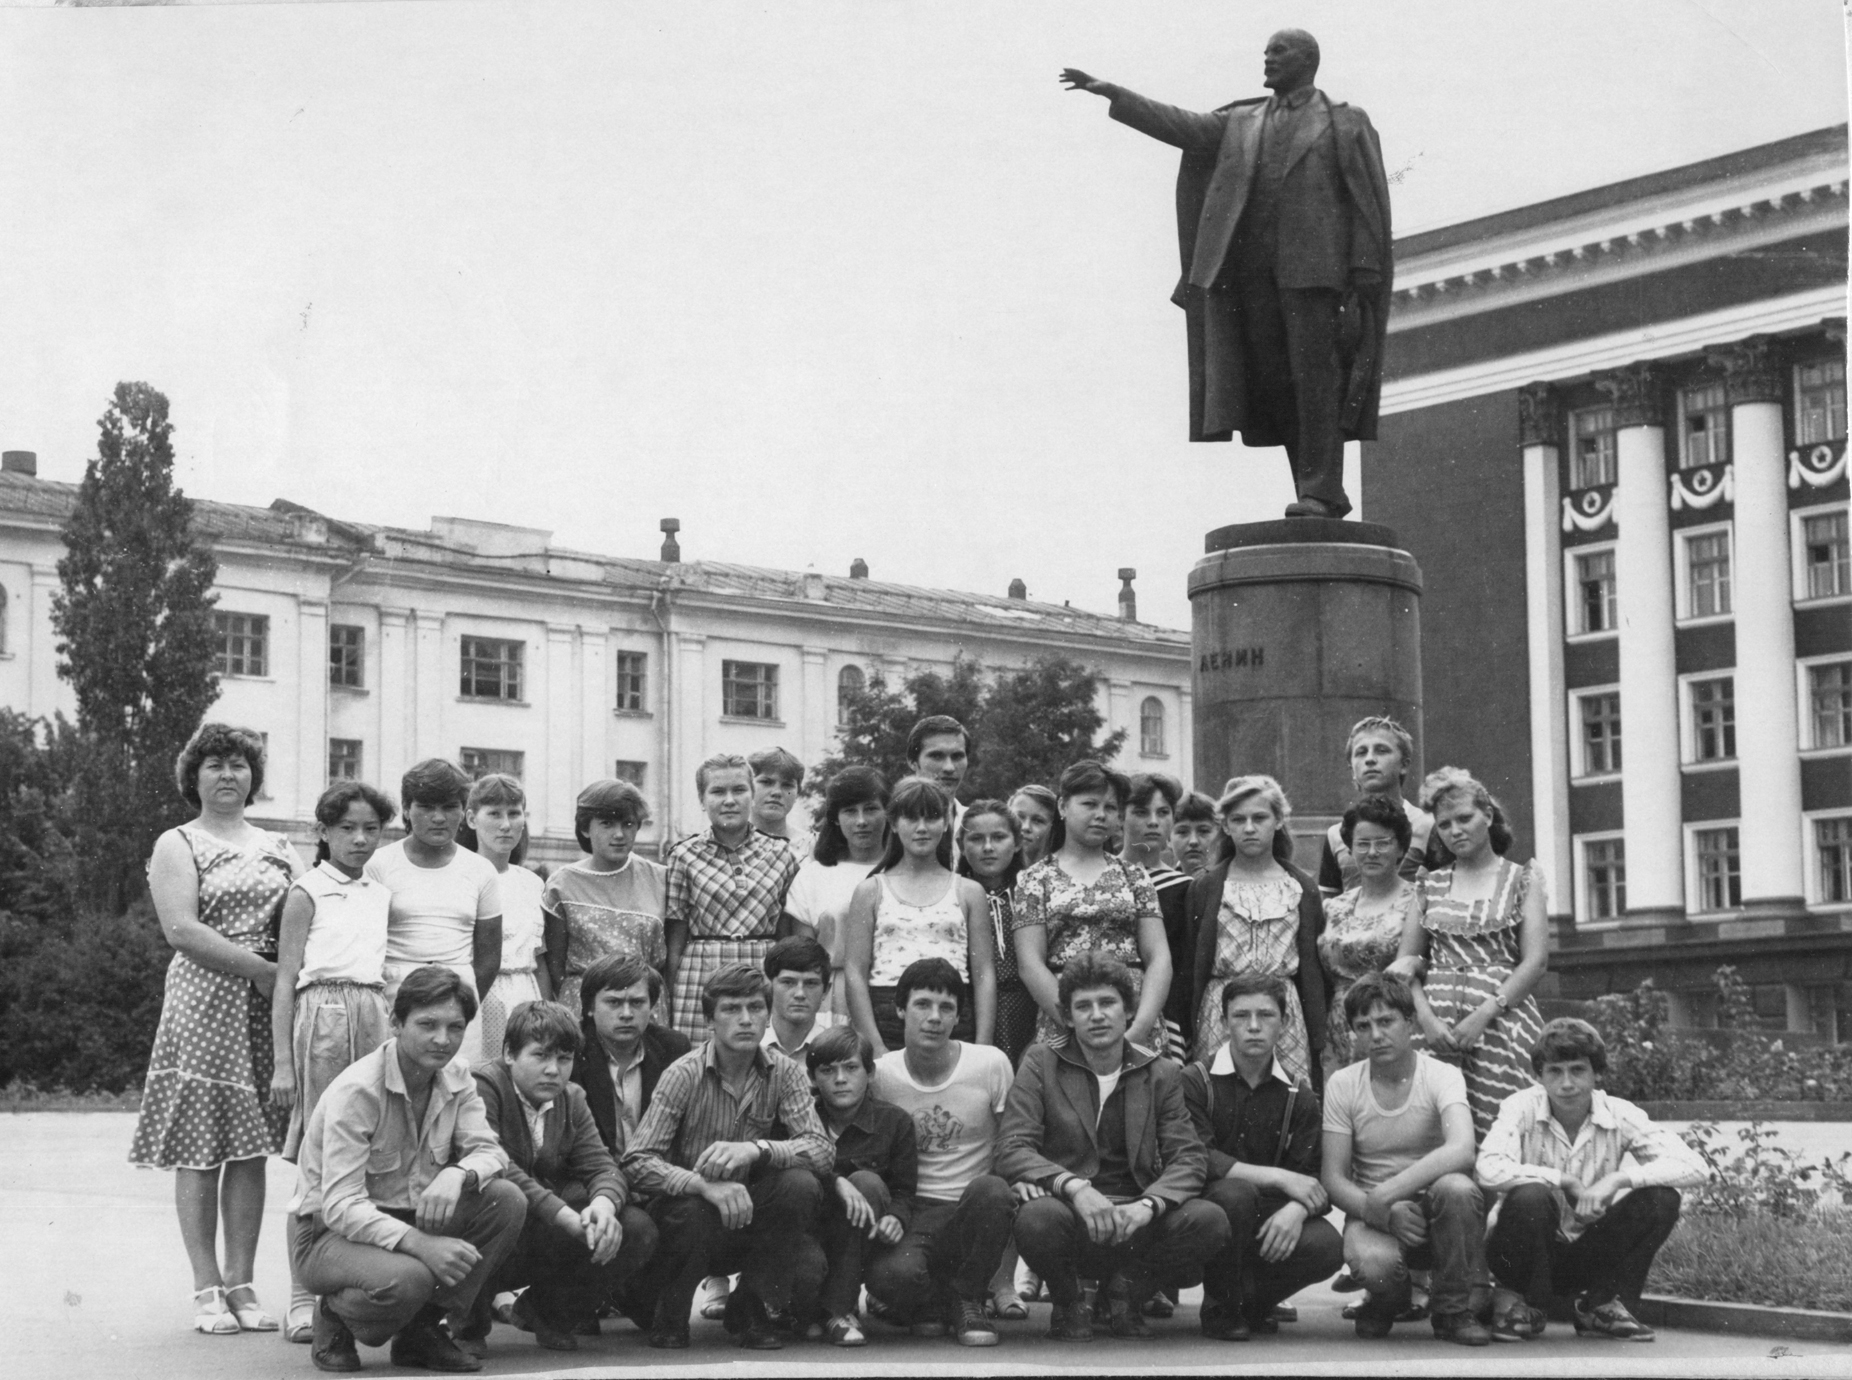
[
  {"left": 724, "top": 1289, "right": 782, "bottom": 1350},
  {"left": 1353, "top": 1291, "right": 1402, "bottom": 1340},
  {"left": 1103, "top": 1276, "right": 1152, "bottom": 1339},
  {"left": 1432, "top": 1310, "right": 1494, "bottom": 1347},
  {"left": 509, "top": 1295, "right": 577, "bottom": 1352},
  {"left": 389, "top": 1306, "right": 483, "bottom": 1372},
  {"left": 646, "top": 1297, "right": 690, "bottom": 1350},
  {"left": 1199, "top": 1301, "right": 1249, "bottom": 1341},
  {"left": 1047, "top": 1300, "right": 1093, "bottom": 1342},
  {"left": 310, "top": 1298, "right": 361, "bottom": 1373}
]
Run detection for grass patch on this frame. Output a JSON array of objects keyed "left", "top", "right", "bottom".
[
  {"left": 1648, "top": 1210, "right": 1852, "bottom": 1313},
  {"left": 0, "top": 1079, "right": 141, "bottom": 1113}
]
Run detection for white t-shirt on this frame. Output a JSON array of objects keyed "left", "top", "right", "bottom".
[
  {"left": 873, "top": 1042, "right": 1014, "bottom": 1203},
  {"left": 1094, "top": 1067, "right": 1124, "bottom": 1130},
  {"left": 496, "top": 865, "right": 546, "bottom": 973},
  {"left": 294, "top": 862, "right": 391, "bottom": 987},
  {"left": 366, "top": 839, "right": 501, "bottom": 986},
  {"left": 784, "top": 857, "right": 876, "bottom": 1020},
  {"left": 1322, "top": 1052, "right": 1469, "bottom": 1192}
]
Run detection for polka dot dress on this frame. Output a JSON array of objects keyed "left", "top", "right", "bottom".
[{"left": 129, "top": 825, "right": 294, "bottom": 1171}]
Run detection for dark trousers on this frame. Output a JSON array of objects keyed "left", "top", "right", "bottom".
[
  {"left": 1342, "top": 1172, "right": 1488, "bottom": 1318},
  {"left": 863, "top": 1174, "right": 1016, "bottom": 1317},
  {"left": 817, "top": 1171, "right": 894, "bottom": 1319},
  {"left": 1487, "top": 1183, "right": 1682, "bottom": 1310},
  {"left": 293, "top": 1180, "right": 526, "bottom": 1347},
  {"left": 473, "top": 1203, "right": 657, "bottom": 1334},
  {"left": 1014, "top": 1194, "right": 1230, "bottom": 1307},
  {"left": 639, "top": 1167, "right": 825, "bottom": 1322},
  {"left": 1200, "top": 1179, "right": 1344, "bottom": 1321},
  {"left": 1231, "top": 275, "right": 1347, "bottom": 510}
]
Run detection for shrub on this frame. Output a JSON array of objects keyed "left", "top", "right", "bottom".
[{"left": 1678, "top": 1120, "right": 1852, "bottom": 1220}]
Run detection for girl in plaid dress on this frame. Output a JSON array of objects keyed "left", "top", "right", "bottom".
[{"left": 664, "top": 754, "right": 801, "bottom": 1040}]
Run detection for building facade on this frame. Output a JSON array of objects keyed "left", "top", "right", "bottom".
[
  {"left": 0, "top": 475, "right": 1192, "bottom": 864},
  {"left": 1368, "top": 126, "right": 1850, "bottom": 1038}
]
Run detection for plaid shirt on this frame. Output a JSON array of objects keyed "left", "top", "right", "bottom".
[
  {"left": 621, "top": 1041, "right": 833, "bottom": 1199},
  {"left": 665, "top": 828, "right": 800, "bottom": 940},
  {"left": 1476, "top": 1085, "right": 1708, "bottom": 1241}
]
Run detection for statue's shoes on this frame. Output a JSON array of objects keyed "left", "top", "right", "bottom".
[{"left": 1284, "top": 497, "right": 1351, "bottom": 518}]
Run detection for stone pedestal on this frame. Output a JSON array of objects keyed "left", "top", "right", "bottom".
[{"left": 1188, "top": 519, "right": 1424, "bottom": 858}]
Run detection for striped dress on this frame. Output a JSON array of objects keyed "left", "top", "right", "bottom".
[{"left": 1417, "top": 858, "right": 1545, "bottom": 1139}]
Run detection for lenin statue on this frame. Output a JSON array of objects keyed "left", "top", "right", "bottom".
[{"left": 1063, "top": 30, "right": 1391, "bottom": 519}]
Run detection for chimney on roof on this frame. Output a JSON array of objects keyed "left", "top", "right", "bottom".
[
  {"left": 849, "top": 557, "right": 869, "bottom": 579},
  {"left": 802, "top": 569, "right": 826, "bottom": 601},
  {"left": 2, "top": 451, "right": 37, "bottom": 477},
  {"left": 659, "top": 518, "right": 681, "bottom": 564},
  {"left": 1117, "top": 568, "right": 1137, "bottom": 622},
  {"left": 1007, "top": 578, "right": 1026, "bottom": 600}
]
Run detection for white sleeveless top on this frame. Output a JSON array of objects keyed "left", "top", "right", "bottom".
[
  {"left": 294, "top": 861, "right": 391, "bottom": 987},
  {"left": 869, "top": 873, "right": 968, "bottom": 986}
]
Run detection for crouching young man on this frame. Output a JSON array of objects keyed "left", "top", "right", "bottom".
[
  {"left": 1184, "top": 973, "right": 1343, "bottom": 1341},
  {"left": 291, "top": 965, "right": 524, "bottom": 1373},
  {"left": 1320, "top": 971, "right": 1490, "bottom": 1347},
  {"left": 998, "top": 953, "right": 1228, "bottom": 1342},
  {"left": 1477, "top": 1017, "right": 1707, "bottom": 1343},
  {"left": 620, "top": 964, "right": 833, "bottom": 1350},
  {"left": 807, "top": 1025, "right": 918, "bottom": 1345},
  {"left": 465, "top": 1001, "right": 658, "bottom": 1353}
]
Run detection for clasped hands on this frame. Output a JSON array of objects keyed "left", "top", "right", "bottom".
[
  {"left": 1561, "top": 1172, "right": 1627, "bottom": 1222},
  {"left": 1362, "top": 1185, "right": 1428, "bottom": 1249},
  {"left": 554, "top": 1197, "right": 625, "bottom": 1265},
  {"left": 692, "top": 1140, "right": 765, "bottom": 1229}
]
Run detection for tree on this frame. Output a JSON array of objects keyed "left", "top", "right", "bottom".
[
  {"left": 50, "top": 382, "right": 220, "bottom": 911},
  {"left": 809, "top": 652, "right": 1127, "bottom": 802}
]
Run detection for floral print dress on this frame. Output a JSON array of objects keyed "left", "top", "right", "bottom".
[
  {"left": 1194, "top": 875, "right": 1311, "bottom": 1083},
  {"left": 1318, "top": 881, "right": 1422, "bottom": 1069},
  {"left": 1011, "top": 855, "right": 1160, "bottom": 1047}
]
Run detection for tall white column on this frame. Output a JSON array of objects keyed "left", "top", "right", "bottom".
[
  {"left": 801, "top": 646, "right": 830, "bottom": 769},
  {"left": 579, "top": 629, "right": 608, "bottom": 796},
  {"left": 297, "top": 598, "right": 330, "bottom": 818},
  {"left": 544, "top": 624, "right": 579, "bottom": 839},
  {"left": 675, "top": 634, "right": 708, "bottom": 837},
  {"left": 377, "top": 608, "right": 412, "bottom": 791},
  {"left": 1713, "top": 337, "right": 1806, "bottom": 911},
  {"left": 1109, "top": 679, "right": 1134, "bottom": 768},
  {"left": 1518, "top": 384, "right": 1573, "bottom": 919},
  {"left": 412, "top": 611, "right": 445, "bottom": 761},
  {"left": 1602, "top": 363, "right": 1685, "bottom": 920}
]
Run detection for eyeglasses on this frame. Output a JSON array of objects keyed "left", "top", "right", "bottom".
[{"left": 1351, "top": 840, "right": 1401, "bottom": 856}]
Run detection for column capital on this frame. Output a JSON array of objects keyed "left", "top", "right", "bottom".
[
  {"left": 1705, "top": 335, "right": 1784, "bottom": 406},
  {"left": 1517, "top": 382, "right": 1565, "bottom": 448},
  {"left": 801, "top": 645, "right": 830, "bottom": 665},
  {"left": 1593, "top": 361, "right": 1667, "bottom": 429}
]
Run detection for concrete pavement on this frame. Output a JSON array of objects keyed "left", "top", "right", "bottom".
[{"left": 4, "top": 1112, "right": 1848, "bottom": 1378}]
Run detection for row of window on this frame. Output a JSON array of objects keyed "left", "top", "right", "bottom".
[
  {"left": 1580, "top": 815, "right": 1852, "bottom": 921},
  {"left": 328, "top": 738, "right": 648, "bottom": 791},
  {"left": 1568, "top": 358, "right": 1845, "bottom": 489},
  {"left": 1569, "top": 509, "right": 1848, "bottom": 638},
  {"left": 1572, "top": 660, "right": 1851, "bottom": 777}
]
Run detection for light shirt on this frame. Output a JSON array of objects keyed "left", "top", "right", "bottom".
[
  {"left": 1209, "top": 1047, "right": 1292, "bottom": 1083},
  {"left": 1477, "top": 1085, "right": 1709, "bottom": 1241},
  {"left": 290, "top": 1042, "right": 507, "bottom": 1251},
  {"left": 1094, "top": 1067, "right": 1124, "bottom": 1130},
  {"left": 295, "top": 862, "right": 391, "bottom": 988},
  {"left": 1322, "top": 1052, "right": 1468, "bottom": 1193},
  {"left": 366, "top": 839, "right": 501, "bottom": 985},
  {"left": 523, "top": 1097, "right": 553, "bottom": 1152},
  {"left": 869, "top": 874, "right": 969, "bottom": 986},
  {"left": 784, "top": 858, "right": 877, "bottom": 1020},
  {"left": 873, "top": 1042, "right": 1014, "bottom": 1203},
  {"left": 761, "top": 1014, "right": 838, "bottom": 1063},
  {"left": 497, "top": 864, "right": 546, "bottom": 973},
  {"left": 607, "top": 1045, "right": 646, "bottom": 1146}
]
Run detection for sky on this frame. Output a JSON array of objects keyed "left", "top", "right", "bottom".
[{"left": 0, "top": 0, "right": 1845, "bottom": 631}]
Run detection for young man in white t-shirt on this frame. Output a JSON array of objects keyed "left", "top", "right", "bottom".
[
  {"left": 868, "top": 957, "right": 1015, "bottom": 1347},
  {"left": 1320, "top": 971, "right": 1489, "bottom": 1346}
]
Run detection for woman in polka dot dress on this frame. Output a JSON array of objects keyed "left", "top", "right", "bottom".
[{"left": 129, "top": 724, "right": 300, "bottom": 1336}]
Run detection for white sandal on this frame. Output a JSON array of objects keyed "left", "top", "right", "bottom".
[
  {"left": 192, "top": 1286, "right": 242, "bottom": 1336},
  {"left": 284, "top": 1300, "right": 316, "bottom": 1343},
  {"left": 223, "top": 1283, "right": 279, "bottom": 1332}
]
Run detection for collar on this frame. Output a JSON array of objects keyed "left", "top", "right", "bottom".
[
  {"left": 1053, "top": 1038, "right": 1156, "bottom": 1075},
  {"left": 382, "top": 1044, "right": 472, "bottom": 1100},
  {"left": 1542, "top": 1087, "right": 1619, "bottom": 1134},
  {"left": 762, "top": 1020, "right": 822, "bottom": 1056},
  {"left": 315, "top": 860, "right": 368, "bottom": 886},
  {"left": 823, "top": 1093, "right": 888, "bottom": 1136},
  {"left": 701, "top": 1037, "right": 773, "bottom": 1082},
  {"left": 607, "top": 1042, "right": 646, "bottom": 1074},
  {"left": 1271, "top": 85, "right": 1318, "bottom": 111},
  {"left": 1210, "top": 1046, "right": 1291, "bottom": 1086}
]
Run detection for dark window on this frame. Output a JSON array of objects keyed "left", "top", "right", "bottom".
[
  {"left": 616, "top": 651, "right": 647, "bottom": 713},
  {"left": 722, "top": 660, "right": 779, "bottom": 720},
  {"left": 460, "top": 637, "right": 523, "bottom": 701},
  {"left": 1803, "top": 511, "right": 1849, "bottom": 599},
  {"left": 328, "top": 738, "right": 362, "bottom": 782},
  {"left": 1585, "top": 837, "right": 1625, "bottom": 920},
  {"left": 1570, "top": 407, "right": 1617, "bottom": 489},
  {"left": 1796, "top": 359, "right": 1847, "bottom": 445},
  {"left": 460, "top": 747, "right": 524, "bottom": 780},
  {"left": 213, "top": 612, "right": 269, "bottom": 677},
  {"left": 1574, "top": 550, "right": 1616, "bottom": 634},
  {"left": 1820, "top": 817, "right": 1852, "bottom": 903},
  {"left": 1579, "top": 692, "right": 1621, "bottom": 775},
  {"left": 613, "top": 759, "right": 647, "bottom": 787},
  {"left": 1139, "top": 697, "right": 1166, "bottom": 756},
  {"left": 1690, "top": 676, "right": 1735, "bottom": 761},
  {"left": 1686, "top": 532, "right": 1732, "bottom": 618},
  {"left": 836, "top": 665, "right": 865, "bottom": 725},
  {"left": 1812, "top": 662, "right": 1852, "bottom": 749},
  {"left": 1693, "top": 826, "right": 1742, "bottom": 912},
  {"left": 1679, "top": 382, "right": 1730, "bottom": 469},
  {"left": 329, "top": 624, "right": 364, "bottom": 688}
]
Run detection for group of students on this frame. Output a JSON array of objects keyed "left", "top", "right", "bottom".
[{"left": 127, "top": 713, "right": 1709, "bottom": 1370}]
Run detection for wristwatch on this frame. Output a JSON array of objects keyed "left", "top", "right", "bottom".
[
  {"left": 458, "top": 1168, "right": 480, "bottom": 1193},
  {"left": 1493, "top": 992, "right": 1511, "bottom": 1013},
  {"left": 753, "top": 1139, "right": 773, "bottom": 1162},
  {"left": 1137, "top": 1196, "right": 1164, "bottom": 1218}
]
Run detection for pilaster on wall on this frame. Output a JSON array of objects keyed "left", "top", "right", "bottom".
[
  {"left": 675, "top": 634, "right": 708, "bottom": 836},
  {"left": 297, "top": 599, "right": 330, "bottom": 821},
  {"left": 377, "top": 608, "right": 412, "bottom": 795},
  {"left": 801, "top": 647, "right": 830, "bottom": 771},
  {"left": 544, "top": 624, "right": 579, "bottom": 838},
  {"left": 412, "top": 611, "right": 445, "bottom": 762},
  {"left": 1518, "top": 383, "right": 1572, "bottom": 919},
  {"left": 579, "top": 630, "right": 608, "bottom": 817},
  {"left": 1597, "top": 362, "right": 1685, "bottom": 919}
]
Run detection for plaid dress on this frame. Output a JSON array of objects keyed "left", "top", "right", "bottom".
[{"left": 664, "top": 828, "right": 800, "bottom": 1040}]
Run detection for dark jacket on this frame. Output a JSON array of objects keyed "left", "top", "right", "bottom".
[
  {"left": 995, "top": 1040, "right": 1206, "bottom": 1207},
  {"left": 570, "top": 1019, "right": 692, "bottom": 1159},
  {"left": 1179, "top": 1058, "right": 1322, "bottom": 1183},
  {"left": 1187, "top": 859, "right": 1329, "bottom": 1057},
  {"left": 473, "top": 1061, "right": 628, "bottom": 1220},
  {"left": 826, "top": 1093, "right": 919, "bottom": 1231}
]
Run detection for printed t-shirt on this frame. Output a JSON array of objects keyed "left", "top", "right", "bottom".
[{"left": 873, "top": 1042, "right": 1013, "bottom": 1203}]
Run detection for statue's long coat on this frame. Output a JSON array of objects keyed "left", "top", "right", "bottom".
[{"left": 1110, "top": 89, "right": 1393, "bottom": 445}]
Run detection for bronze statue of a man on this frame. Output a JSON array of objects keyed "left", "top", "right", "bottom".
[{"left": 1063, "top": 30, "right": 1391, "bottom": 518}]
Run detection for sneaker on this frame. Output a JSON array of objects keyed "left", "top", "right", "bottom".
[
  {"left": 1431, "top": 1310, "right": 1493, "bottom": 1347},
  {"left": 1574, "top": 1295, "right": 1655, "bottom": 1342},
  {"left": 947, "top": 1294, "right": 999, "bottom": 1347},
  {"left": 825, "top": 1313, "right": 866, "bottom": 1346},
  {"left": 1047, "top": 1300, "right": 1094, "bottom": 1342}
]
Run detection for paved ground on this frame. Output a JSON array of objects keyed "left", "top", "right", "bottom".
[{"left": 5, "top": 1113, "right": 1849, "bottom": 1379}]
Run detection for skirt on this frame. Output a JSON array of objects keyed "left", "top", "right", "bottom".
[
  {"left": 672, "top": 934, "right": 774, "bottom": 1042},
  {"left": 478, "top": 968, "right": 545, "bottom": 1064},
  {"left": 1423, "top": 965, "right": 1544, "bottom": 1140},
  {"left": 994, "top": 981, "right": 1040, "bottom": 1066},
  {"left": 283, "top": 980, "right": 389, "bottom": 1160},
  {"left": 129, "top": 952, "right": 286, "bottom": 1171}
]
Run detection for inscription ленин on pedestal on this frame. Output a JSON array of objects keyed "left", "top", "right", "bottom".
[{"left": 1200, "top": 646, "right": 1266, "bottom": 673}]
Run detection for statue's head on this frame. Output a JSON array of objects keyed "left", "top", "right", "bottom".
[{"left": 1262, "top": 29, "right": 1320, "bottom": 92}]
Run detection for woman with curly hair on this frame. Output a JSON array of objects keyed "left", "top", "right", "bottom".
[{"left": 130, "top": 723, "right": 302, "bottom": 1336}]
